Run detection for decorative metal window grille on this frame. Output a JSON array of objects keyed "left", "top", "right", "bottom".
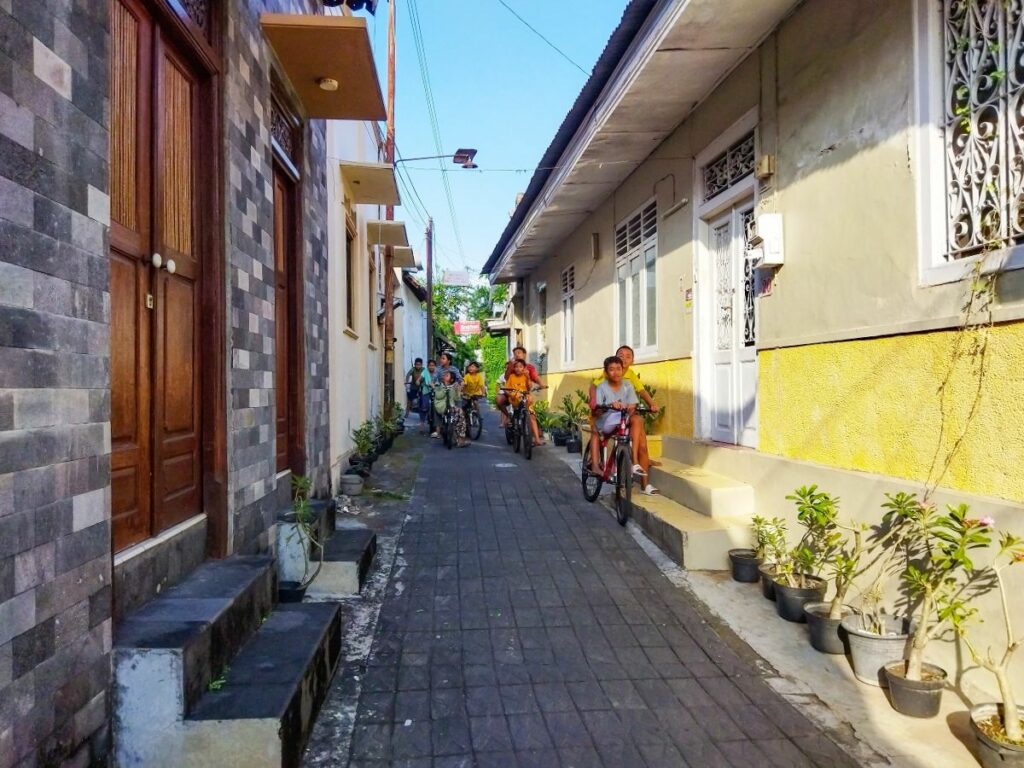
[
  {"left": 741, "top": 209, "right": 756, "bottom": 348},
  {"left": 271, "top": 102, "right": 297, "bottom": 163},
  {"left": 560, "top": 265, "right": 575, "bottom": 296},
  {"left": 943, "top": 0, "right": 1024, "bottom": 259},
  {"left": 182, "top": 0, "right": 210, "bottom": 34},
  {"left": 702, "top": 131, "right": 756, "bottom": 202},
  {"left": 615, "top": 200, "right": 657, "bottom": 262},
  {"left": 712, "top": 221, "right": 734, "bottom": 352}
]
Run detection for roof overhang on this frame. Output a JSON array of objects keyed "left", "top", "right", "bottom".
[
  {"left": 340, "top": 161, "right": 400, "bottom": 205},
  {"left": 261, "top": 14, "right": 386, "bottom": 120},
  {"left": 367, "top": 220, "right": 409, "bottom": 247},
  {"left": 486, "top": 0, "right": 799, "bottom": 282},
  {"left": 486, "top": 317, "right": 511, "bottom": 335},
  {"left": 393, "top": 246, "right": 415, "bottom": 268}
]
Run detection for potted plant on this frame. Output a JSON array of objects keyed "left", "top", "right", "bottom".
[
  {"left": 640, "top": 385, "right": 665, "bottom": 435},
  {"left": 952, "top": 530, "right": 1024, "bottom": 765},
  {"left": 772, "top": 544, "right": 827, "bottom": 623},
  {"left": 350, "top": 422, "right": 376, "bottom": 468},
  {"left": 374, "top": 413, "right": 396, "bottom": 453},
  {"left": 729, "top": 515, "right": 769, "bottom": 583},
  {"left": 755, "top": 516, "right": 788, "bottom": 601},
  {"left": 841, "top": 492, "right": 922, "bottom": 686},
  {"left": 560, "top": 389, "right": 589, "bottom": 453},
  {"left": 278, "top": 475, "right": 325, "bottom": 603},
  {"left": 882, "top": 504, "right": 994, "bottom": 717}
]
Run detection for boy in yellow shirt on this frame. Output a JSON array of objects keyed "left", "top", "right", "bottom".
[
  {"left": 463, "top": 361, "right": 485, "bottom": 398},
  {"left": 503, "top": 359, "right": 543, "bottom": 446}
]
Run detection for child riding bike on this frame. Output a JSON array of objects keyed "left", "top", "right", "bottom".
[
  {"left": 503, "top": 358, "right": 544, "bottom": 447},
  {"left": 589, "top": 354, "right": 655, "bottom": 495},
  {"left": 462, "top": 360, "right": 485, "bottom": 412}
]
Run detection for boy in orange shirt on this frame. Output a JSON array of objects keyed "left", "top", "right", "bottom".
[{"left": 504, "top": 359, "right": 543, "bottom": 447}]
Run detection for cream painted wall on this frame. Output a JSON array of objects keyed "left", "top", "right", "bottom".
[
  {"left": 513, "top": 0, "right": 1024, "bottom": 380},
  {"left": 326, "top": 119, "right": 385, "bottom": 487}
]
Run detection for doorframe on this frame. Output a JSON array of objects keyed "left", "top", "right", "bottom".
[
  {"left": 148, "top": 0, "right": 229, "bottom": 557},
  {"left": 270, "top": 87, "right": 308, "bottom": 478},
  {"left": 692, "top": 109, "right": 758, "bottom": 443}
]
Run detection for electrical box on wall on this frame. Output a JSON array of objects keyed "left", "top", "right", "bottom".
[{"left": 746, "top": 212, "right": 784, "bottom": 268}]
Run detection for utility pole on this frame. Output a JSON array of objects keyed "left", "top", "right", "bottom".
[
  {"left": 382, "top": 0, "right": 397, "bottom": 409},
  {"left": 425, "top": 218, "right": 433, "bottom": 358}
]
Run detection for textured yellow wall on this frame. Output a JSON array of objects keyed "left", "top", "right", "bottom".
[
  {"left": 541, "top": 358, "right": 695, "bottom": 438},
  {"left": 759, "top": 321, "right": 1024, "bottom": 503}
]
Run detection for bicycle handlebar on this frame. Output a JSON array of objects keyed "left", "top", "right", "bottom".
[
  {"left": 593, "top": 404, "right": 651, "bottom": 413},
  {"left": 499, "top": 386, "right": 547, "bottom": 394}
]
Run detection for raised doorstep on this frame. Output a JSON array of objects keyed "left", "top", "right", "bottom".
[
  {"left": 629, "top": 492, "right": 750, "bottom": 571},
  {"left": 648, "top": 457, "right": 754, "bottom": 520},
  {"left": 307, "top": 526, "right": 377, "bottom": 598}
]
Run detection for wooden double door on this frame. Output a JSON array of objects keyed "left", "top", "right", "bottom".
[{"left": 109, "top": 0, "right": 211, "bottom": 551}]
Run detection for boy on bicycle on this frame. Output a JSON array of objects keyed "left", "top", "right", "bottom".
[
  {"left": 589, "top": 355, "right": 648, "bottom": 489},
  {"left": 462, "top": 360, "right": 485, "bottom": 417},
  {"left": 505, "top": 358, "right": 544, "bottom": 447}
]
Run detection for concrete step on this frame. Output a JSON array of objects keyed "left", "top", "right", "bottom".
[
  {"left": 306, "top": 526, "right": 377, "bottom": 598},
  {"left": 113, "top": 555, "right": 276, "bottom": 765},
  {"left": 630, "top": 492, "right": 750, "bottom": 571},
  {"left": 183, "top": 602, "right": 342, "bottom": 768},
  {"left": 648, "top": 457, "right": 754, "bottom": 520}
]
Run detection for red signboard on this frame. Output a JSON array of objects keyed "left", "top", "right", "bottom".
[{"left": 453, "top": 320, "right": 481, "bottom": 336}]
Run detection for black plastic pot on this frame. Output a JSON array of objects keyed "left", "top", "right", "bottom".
[
  {"left": 804, "top": 602, "right": 853, "bottom": 654},
  {"left": 772, "top": 576, "right": 826, "bottom": 622},
  {"left": 758, "top": 564, "right": 777, "bottom": 601},
  {"left": 346, "top": 464, "right": 370, "bottom": 478},
  {"left": 278, "top": 581, "right": 307, "bottom": 603},
  {"left": 553, "top": 430, "right": 569, "bottom": 447},
  {"left": 884, "top": 661, "right": 947, "bottom": 718},
  {"left": 971, "top": 704, "right": 1024, "bottom": 768},
  {"left": 728, "top": 549, "right": 762, "bottom": 583},
  {"left": 565, "top": 437, "right": 582, "bottom": 454}
]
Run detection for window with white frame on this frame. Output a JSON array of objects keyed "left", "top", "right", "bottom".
[
  {"left": 918, "top": 1, "right": 1024, "bottom": 280},
  {"left": 615, "top": 200, "right": 657, "bottom": 350},
  {"left": 942, "top": 2, "right": 1023, "bottom": 260},
  {"left": 561, "top": 265, "right": 575, "bottom": 363}
]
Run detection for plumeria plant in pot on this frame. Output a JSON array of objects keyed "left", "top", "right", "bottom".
[
  {"left": 730, "top": 514, "right": 777, "bottom": 584},
  {"left": 951, "top": 531, "right": 1024, "bottom": 766},
  {"left": 350, "top": 421, "right": 376, "bottom": 468},
  {"left": 278, "top": 475, "right": 325, "bottom": 603},
  {"left": 884, "top": 505, "right": 995, "bottom": 718},
  {"left": 843, "top": 492, "right": 923, "bottom": 686},
  {"left": 771, "top": 488, "right": 837, "bottom": 623},
  {"left": 755, "top": 516, "right": 789, "bottom": 601}
]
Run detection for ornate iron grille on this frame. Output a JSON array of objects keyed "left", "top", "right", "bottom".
[
  {"left": 943, "top": 0, "right": 1024, "bottom": 259},
  {"left": 713, "top": 221, "right": 734, "bottom": 352},
  {"left": 703, "top": 131, "right": 755, "bottom": 202},
  {"left": 741, "top": 209, "right": 756, "bottom": 348},
  {"left": 182, "top": 0, "right": 209, "bottom": 34},
  {"left": 271, "top": 100, "right": 298, "bottom": 163}
]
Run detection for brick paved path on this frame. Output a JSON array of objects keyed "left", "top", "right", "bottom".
[{"left": 344, "top": 411, "right": 858, "bottom": 768}]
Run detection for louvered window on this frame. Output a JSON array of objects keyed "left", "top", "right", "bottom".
[
  {"left": 561, "top": 266, "right": 575, "bottom": 363},
  {"left": 615, "top": 200, "right": 657, "bottom": 349}
]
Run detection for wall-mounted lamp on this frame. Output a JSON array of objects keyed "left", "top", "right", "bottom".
[{"left": 317, "top": 77, "right": 339, "bottom": 92}]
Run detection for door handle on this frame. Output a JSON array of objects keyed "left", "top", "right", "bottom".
[{"left": 150, "top": 253, "right": 176, "bottom": 274}]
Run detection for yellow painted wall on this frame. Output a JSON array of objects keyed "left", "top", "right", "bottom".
[
  {"left": 759, "top": 321, "right": 1024, "bottom": 503},
  {"left": 540, "top": 358, "right": 695, "bottom": 439}
]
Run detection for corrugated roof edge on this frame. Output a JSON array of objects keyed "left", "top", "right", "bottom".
[{"left": 480, "top": 0, "right": 660, "bottom": 279}]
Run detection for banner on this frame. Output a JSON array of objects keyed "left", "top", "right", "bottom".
[{"left": 454, "top": 320, "right": 481, "bottom": 336}]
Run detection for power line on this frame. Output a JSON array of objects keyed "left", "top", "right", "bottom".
[
  {"left": 495, "top": 0, "right": 589, "bottom": 76},
  {"left": 407, "top": 0, "right": 468, "bottom": 263}
]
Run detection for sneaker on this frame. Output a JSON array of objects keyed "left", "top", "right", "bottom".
[
  {"left": 430, "top": 432, "right": 440, "bottom": 439},
  {"left": 642, "top": 484, "right": 659, "bottom": 496},
  {"left": 632, "top": 464, "right": 646, "bottom": 476}
]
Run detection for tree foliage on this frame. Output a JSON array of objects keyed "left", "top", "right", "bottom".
[{"left": 431, "top": 282, "right": 508, "bottom": 369}]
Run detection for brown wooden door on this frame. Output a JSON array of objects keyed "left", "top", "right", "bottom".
[
  {"left": 110, "top": 0, "right": 204, "bottom": 551},
  {"left": 274, "top": 167, "right": 293, "bottom": 473}
]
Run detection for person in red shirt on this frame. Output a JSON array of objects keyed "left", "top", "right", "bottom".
[{"left": 496, "top": 346, "right": 542, "bottom": 427}]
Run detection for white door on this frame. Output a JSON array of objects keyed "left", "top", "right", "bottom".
[{"left": 705, "top": 205, "right": 758, "bottom": 446}]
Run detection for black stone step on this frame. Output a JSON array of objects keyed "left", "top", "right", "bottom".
[
  {"left": 308, "top": 527, "right": 377, "bottom": 596},
  {"left": 114, "top": 555, "right": 275, "bottom": 714},
  {"left": 186, "top": 602, "right": 342, "bottom": 767}
]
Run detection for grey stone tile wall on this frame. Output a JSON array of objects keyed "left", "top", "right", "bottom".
[
  {"left": 0, "top": 1, "right": 113, "bottom": 765},
  {"left": 224, "top": 0, "right": 331, "bottom": 555}
]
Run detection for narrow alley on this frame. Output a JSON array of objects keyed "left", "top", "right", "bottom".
[{"left": 309, "top": 411, "right": 858, "bottom": 768}]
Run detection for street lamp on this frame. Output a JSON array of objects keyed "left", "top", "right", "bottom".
[{"left": 394, "top": 148, "right": 478, "bottom": 169}]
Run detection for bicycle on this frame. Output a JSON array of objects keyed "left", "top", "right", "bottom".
[
  {"left": 581, "top": 405, "right": 650, "bottom": 526},
  {"left": 463, "top": 395, "right": 484, "bottom": 441},
  {"left": 436, "top": 385, "right": 459, "bottom": 450},
  {"left": 499, "top": 386, "right": 546, "bottom": 460}
]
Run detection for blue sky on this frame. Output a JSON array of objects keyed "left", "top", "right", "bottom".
[{"left": 361, "top": 1, "right": 626, "bottom": 275}]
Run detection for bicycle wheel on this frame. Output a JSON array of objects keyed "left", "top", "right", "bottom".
[
  {"left": 614, "top": 446, "right": 633, "bottom": 526},
  {"left": 581, "top": 451, "right": 602, "bottom": 502},
  {"left": 505, "top": 424, "right": 514, "bottom": 445},
  {"left": 443, "top": 414, "right": 453, "bottom": 449},
  {"left": 523, "top": 412, "right": 533, "bottom": 461},
  {"left": 469, "top": 408, "right": 482, "bottom": 441}
]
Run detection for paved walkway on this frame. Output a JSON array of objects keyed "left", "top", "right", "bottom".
[{"left": 342, "top": 411, "right": 858, "bottom": 768}]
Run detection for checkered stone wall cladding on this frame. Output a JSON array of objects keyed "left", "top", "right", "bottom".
[
  {"left": 224, "top": 0, "right": 331, "bottom": 554},
  {"left": 0, "top": 1, "right": 113, "bottom": 766},
  {"left": 1, "top": 0, "right": 335, "bottom": 762}
]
